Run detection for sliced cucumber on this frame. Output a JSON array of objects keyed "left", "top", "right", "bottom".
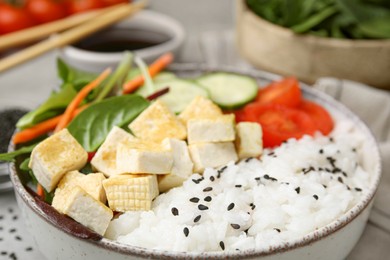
[
  {"left": 137, "top": 79, "right": 209, "bottom": 113},
  {"left": 196, "top": 72, "right": 258, "bottom": 109},
  {"left": 153, "top": 72, "right": 177, "bottom": 83}
]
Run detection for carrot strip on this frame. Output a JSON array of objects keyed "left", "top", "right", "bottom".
[
  {"left": 122, "top": 52, "right": 174, "bottom": 94},
  {"left": 37, "top": 184, "right": 44, "bottom": 198},
  {"left": 54, "top": 68, "right": 111, "bottom": 132},
  {"left": 12, "top": 105, "right": 87, "bottom": 145}
]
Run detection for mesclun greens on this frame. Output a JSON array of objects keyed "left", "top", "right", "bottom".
[
  {"left": 246, "top": 0, "right": 390, "bottom": 39},
  {"left": 67, "top": 95, "right": 149, "bottom": 152}
]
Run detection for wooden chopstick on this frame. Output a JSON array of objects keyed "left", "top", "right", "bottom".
[
  {"left": 0, "top": 0, "right": 146, "bottom": 73},
  {"left": 0, "top": 4, "right": 129, "bottom": 52}
]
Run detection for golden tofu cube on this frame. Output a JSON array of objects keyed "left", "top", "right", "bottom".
[
  {"left": 187, "top": 114, "right": 236, "bottom": 144},
  {"left": 188, "top": 142, "right": 238, "bottom": 173},
  {"left": 235, "top": 122, "right": 263, "bottom": 159},
  {"left": 129, "top": 100, "right": 186, "bottom": 143},
  {"left": 103, "top": 174, "right": 159, "bottom": 212},
  {"left": 52, "top": 186, "right": 113, "bottom": 236},
  {"left": 178, "top": 96, "right": 223, "bottom": 124},
  {"left": 29, "top": 129, "right": 87, "bottom": 192},
  {"left": 91, "top": 126, "right": 136, "bottom": 177}
]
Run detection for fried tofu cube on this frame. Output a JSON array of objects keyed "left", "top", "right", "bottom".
[
  {"left": 129, "top": 100, "right": 186, "bottom": 143},
  {"left": 187, "top": 114, "right": 236, "bottom": 144},
  {"left": 91, "top": 126, "right": 135, "bottom": 177},
  {"left": 103, "top": 174, "right": 159, "bottom": 212},
  {"left": 52, "top": 186, "right": 113, "bottom": 236},
  {"left": 235, "top": 122, "right": 263, "bottom": 159},
  {"left": 29, "top": 129, "right": 87, "bottom": 192},
  {"left": 188, "top": 142, "right": 238, "bottom": 173},
  {"left": 178, "top": 96, "right": 223, "bottom": 124},
  {"left": 116, "top": 142, "right": 173, "bottom": 174},
  {"left": 158, "top": 138, "right": 194, "bottom": 192},
  {"left": 54, "top": 171, "right": 107, "bottom": 203}
]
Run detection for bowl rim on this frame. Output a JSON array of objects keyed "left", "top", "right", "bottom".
[
  {"left": 60, "top": 9, "right": 185, "bottom": 63},
  {"left": 240, "top": 0, "right": 390, "bottom": 47},
  {"left": 9, "top": 64, "right": 382, "bottom": 259}
]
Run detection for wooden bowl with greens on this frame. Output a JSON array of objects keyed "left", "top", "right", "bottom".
[{"left": 236, "top": 0, "right": 390, "bottom": 89}]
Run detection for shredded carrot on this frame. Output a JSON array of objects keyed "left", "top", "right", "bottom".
[
  {"left": 122, "top": 52, "right": 174, "bottom": 94},
  {"left": 54, "top": 68, "right": 111, "bottom": 133},
  {"left": 37, "top": 184, "right": 44, "bottom": 198},
  {"left": 12, "top": 105, "right": 87, "bottom": 145}
]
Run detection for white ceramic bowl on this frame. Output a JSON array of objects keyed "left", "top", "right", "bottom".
[
  {"left": 59, "top": 10, "right": 185, "bottom": 72},
  {"left": 10, "top": 65, "right": 381, "bottom": 259}
]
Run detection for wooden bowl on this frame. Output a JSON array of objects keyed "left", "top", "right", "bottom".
[{"left": 235, "top": 0, "right": 390, "bottom": 90}]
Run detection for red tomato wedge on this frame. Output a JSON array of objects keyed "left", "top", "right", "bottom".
[
  {"left": 299, "top": 100, "right": 334, "bottom": 135},
  {"left": 256, "top": 77, "right": 302, "bottom": 108},
  {"left": 242, "top": 103, "right": 317, "bottom": 148}
]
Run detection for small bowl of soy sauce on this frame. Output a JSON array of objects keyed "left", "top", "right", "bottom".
[{"left": 60, "top": 10, "right": 185, "bottom": 72}]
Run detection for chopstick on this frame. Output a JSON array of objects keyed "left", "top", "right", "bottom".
[
  {"left": 0, "top": 0, "right": 146, "bottom": 73},
  {"left": 0, "top": 4, "right": 130, "bottom": 52}
]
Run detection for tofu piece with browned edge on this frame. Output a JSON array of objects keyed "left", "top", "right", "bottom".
[
  {"left": 103, "top": 174, "right": 159, "bottom": 212},
  {"left": 235, "top": 122, "right": 263, "bottom": 159},
  {"left": 91, "top": 126, "right": 135, "bottom": 177},
  {"left": 53, "top": 170, "right": 106, "bottom": 203},
  {"left": 29, "top": 129, "right": 88, "bottom": 192},
  {"left": 52, "top": 186, "right": 113, "bottom": 236},
  {"left": 158, "top": 138, "right": 194, "bottom": 192},
  {"left": 116, "top": 142, "right": 173, "bottom": 174},
  {"left": 129, "top": 100, "right": 186, "bottom": 143},
  {"left": 187, "top": 114, "right": 236, "bottom": 144},
  {"left": 188, "top": 142, "right": 238, "bottom": 173},
  {"left": 178, "top": 96, "right": 223, "bottom": 124}
]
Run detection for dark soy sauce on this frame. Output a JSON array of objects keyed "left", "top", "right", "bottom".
[{"left": 73, "top": 28, "right": 171, "bottom": 53}]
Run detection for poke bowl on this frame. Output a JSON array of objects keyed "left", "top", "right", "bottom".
[{"left": 8, "top": 62, "right": 381, "bottom": 260}]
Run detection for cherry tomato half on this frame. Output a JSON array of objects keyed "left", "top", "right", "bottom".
[
  {"left": 26, "top": 0, "right": 67, "bottom": 24},
  {"left": 243, "top": 103, "right": 317, "bottom": 148},
  {"left": 67, "top": 0, "right": 104, "bottom": 14},
  {"left": 0, "top": 4, "right": 36, "bottom": 35},
  {"left": 299, "top": 100, "right": 334, "bottom": 135},
  {"left": 256, "top": 77, "right": 302, "bottom": 108}
]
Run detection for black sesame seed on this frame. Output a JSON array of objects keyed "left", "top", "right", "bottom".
[
  {"left": 0, "top": 238, "right": 2, "bottom": 241},
  {"left": 209, "top": 176, "right": 215, "bottom": 182},
  {"left": 263, "top": 174, "right": 270, "bottom": 180},
  {"left": 355, "top": 187, "right": 362, "bottom": 192},
  {"left": 245, "top": 157, "right": 254, "bottom": 162},
  {"left": 322, "top": 184, "right": 327, "bottom": 189},
  {"left": 219, "top": 241, "right": 225, "bottom": 250},
  {"left": 342, "top": 171, "right": 348, "bottom": 177},
  {"left": 1, "top": 251, "right": 6, "bottom": 255},
  {"left": 194, "top": 215, "right": 201, "bottom": 223},
  {"left": 171, "top": 207, "right": 179, "bottom": 216},
  {"left": 338, "top": 177, "right": 344, "bottom": 184},
  {"left": 9, "top": 228, "right": 16, "bottom": 233},
  {"left": 235, "top": 185, "right": 242, "bottom": 188},
  {"left": 227, "top": 203, "right": 235, "bottom": 211},
  {"left": 346, "top": 185, "right": 351, "bottom": 190},
  {"left": 295, "top": 187, "right": 301, "bottom": 194},
  {"left": 189, "top": 197, "right": 200, "bottom": 203},
  {"left": 8, "top": 208, "right": 13, "bottom": 214},
  {"left": 198, "top": 204, "right": 209, "bottom": 211},
  {"left": 274, "top": 228, "right": 281, "bottom": 233},
  {"left": 0, "top": 215, "right": 3, "bottom": 220},
  {"left": 269, "top": 177, "right": 278, "bottom": 182},
  {"left": 319, "top": 149, "right": 324, "bottom": 154},
  {"left": 231, "top": 224, "right": 240, "bottom": 229},
  {"left": 219, "top": 166, "right": 227, "bottom": 173},
  {"left": 15, "top": 236, "right": 21, "bottom": 241},
  {"left": 183, "top": 227, "right": 189, "bottom": 237},
  {"left": 254, "top": 177, "right": 261, "bottom": 181},
  {"left": 25, "top": 247, "right": 33, "bottom": 252},
  {"left": 352, "top": 148, "right": 357, "bottom": 152},
  {"left": 313, "top": 195, "right": 319, "bottom": 200},
  {"left": 204, "top": 196, "right": 212, "bottom": 202},
  {"left": 9, "top": 252, "right": 17, "bottom": 260},
  {"left": 251, "top": 204, "right": 256, "bottom": 210},
  {"left": 192, "top": 179, "right": 200, "bottom": 184},
  {"left": 329, "top": 137, "right": 334, "bottom": 142},
  {"left": 12, "top": 216, "right": 18, "bottom": 221},
  {"left": 203, "top": 187, "right": 213, "bottom": 192}
]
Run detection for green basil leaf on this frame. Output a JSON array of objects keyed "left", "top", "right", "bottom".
[
  {"left": 0, "top": 144, "right": 37, "bottom": 162},
  {"left": 16, "top": 83, "right": 78, "bottom": 129},
  {"left": 67, "top": 95, "right": 149, "bottom": 152},
  {"left": 291, "top": 6, "right": 339, "bottom": 33}
]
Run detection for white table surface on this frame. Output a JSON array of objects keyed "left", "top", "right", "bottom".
[{"left": 1, "top": 3, "right": 390, "bottom": 259}]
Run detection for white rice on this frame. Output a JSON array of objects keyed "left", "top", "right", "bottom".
[{"left": 105, "top": 116, "right": 371, "bottom": 252}]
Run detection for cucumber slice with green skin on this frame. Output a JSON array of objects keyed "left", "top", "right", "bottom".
[
  {"left": 136, "top": 79, "right": 209, "bottom": 113},
  {"left": 153, "top": 72, "right": 177, "bottom": 83},
  {"left": 196, "top": 72, "right": 258, "bottom": 109}
]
